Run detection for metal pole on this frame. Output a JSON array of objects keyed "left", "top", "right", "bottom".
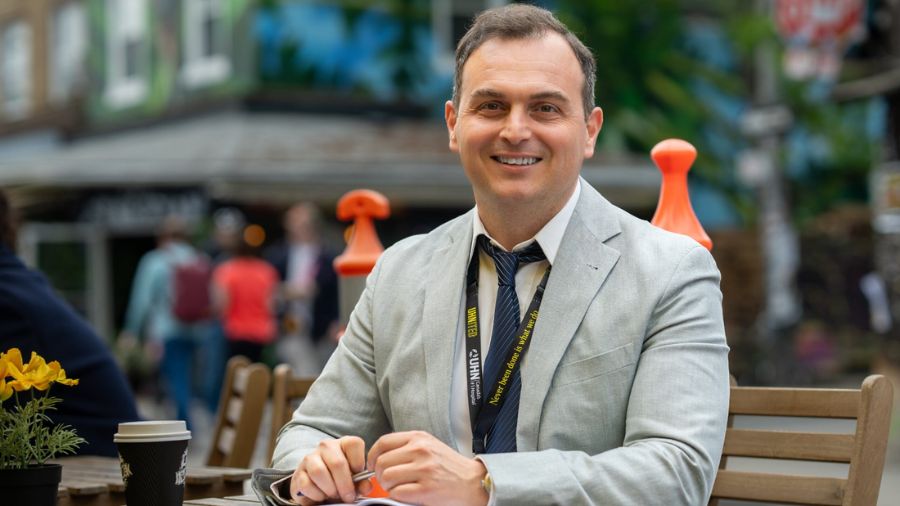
[{"left": 753, "top": 0, "right": 802, "bottom": 382}]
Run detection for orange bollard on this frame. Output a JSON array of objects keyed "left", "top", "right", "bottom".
[
  {"left": 333, "top": 190, "right": 391, "bottom": 327},
  {"left": 650, "top": 139, "right": 713, "bottom": 250}
]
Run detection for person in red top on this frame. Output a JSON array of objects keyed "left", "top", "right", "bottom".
[{"left": 211, "top": 231, "right": 280, "bottom": 363}]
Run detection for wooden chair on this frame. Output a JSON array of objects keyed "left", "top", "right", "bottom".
[
  {"left": 207, "top": 355, "right": 272, "bottom": 468},
  {"left": 267, "top": 363, "right": 317, "bottom": 464},
  {"left": 710, "top": 374, "right": 893, "bottom": 506}
]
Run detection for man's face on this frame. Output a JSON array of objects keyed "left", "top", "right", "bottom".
[
  {"left": 285, "top": 206, "right": 314, "bottom": 243},
  {"left": 445, "top": 33, "right": 603, "bottom": 213}
]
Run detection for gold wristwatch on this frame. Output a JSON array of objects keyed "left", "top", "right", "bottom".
[{"left": 481, "top": 471, "right": 493, "bottom": 495}]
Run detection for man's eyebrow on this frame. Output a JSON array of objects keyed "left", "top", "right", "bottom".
[
  {"left": 468, "top": 89, "right": 571, "bottom": 103},
  {"left": 530, "top": 91, "right": 570, "bottom": 103},
  {"left": 469, "top": 89, "right": 504, "bottom": 100}
]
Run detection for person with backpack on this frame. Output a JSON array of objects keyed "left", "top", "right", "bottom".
[{"left": 121, "top": 215, "right": 212, "bottom": 430}]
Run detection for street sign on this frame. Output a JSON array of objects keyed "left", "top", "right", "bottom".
[
  {"left": 775, "top": 0, "right": 866, "bottom": 80},
  {"left": 776, "top": 0, "right": 864, "bottom": 43}
]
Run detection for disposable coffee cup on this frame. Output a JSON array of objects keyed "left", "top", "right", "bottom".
[{"left": 114, "top": 420, "right": 191, "bottom": 506}]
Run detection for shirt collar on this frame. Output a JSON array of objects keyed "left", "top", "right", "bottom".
[{"left": 470, "top": 180, "right": 580, "bottom": 265}]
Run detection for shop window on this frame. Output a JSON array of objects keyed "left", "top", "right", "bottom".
[
  {"left": 104, "top": 0, "right": 147, "bottom": 108},
  {"left": 1, "top": 20, "right": 32, "bottom": 120},
  {"left": 49, "top": 2, "right": 87, "bottom": 103},
  {"left": 182, "top": 0, "right": 230, "bottom": 88}
]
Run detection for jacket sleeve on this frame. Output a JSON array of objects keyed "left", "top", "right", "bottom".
[{"left": 480, "top": 246, "right": 730, "bottom": 506}]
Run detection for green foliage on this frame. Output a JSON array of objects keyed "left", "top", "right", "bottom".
[
  {"left": 556, "top": 0, "right": 763, "bottom": 221},
  {"left": 0, "top": 392, "right": 85, "bottom": 469}
]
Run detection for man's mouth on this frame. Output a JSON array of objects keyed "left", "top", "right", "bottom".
[{"left": 492, "top": 155, "right": 541, "bottom": 166}]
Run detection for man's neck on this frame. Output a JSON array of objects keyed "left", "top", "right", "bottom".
[
  {"left": 477, "top": 202, "right": 563, "bottom": 251},
  {"left": 475, "top": 185, "right": 576, "bottom": 251}
]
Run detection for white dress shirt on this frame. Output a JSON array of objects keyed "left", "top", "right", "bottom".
[{"left": 450, "top": 181, "right": 581, "bottom": 456}]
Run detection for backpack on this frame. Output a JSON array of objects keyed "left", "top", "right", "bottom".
[{"left": 171, "top": 255, "right": 212, "bottom": 323}]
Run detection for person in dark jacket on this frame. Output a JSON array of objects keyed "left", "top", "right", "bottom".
[
  {"left": 0, "top": 189, "right": 140, "bottom": 456},
  {"left": 265, "top": 203, "right": 339, "bottom": 374}
]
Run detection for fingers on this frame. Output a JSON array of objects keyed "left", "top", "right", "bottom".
[
  {"left": 384, "top": 482, "right": 428, "bottom": 505},
  {"left": 320, "top": 442, "right": 357, "bottom": 503},
  {"left": 341, "top": 436, "right": 367, "bottom": 474},
  {"left": 290, "top": 436, "right": 367, "bottom": 504},
  {"left": 291, "top": 454, "right": 327, "bottom": 503},
  {"left": 356, "top": 479, "right": 373, "bottom": 497},
  {"left": 367, "top": 431, "right": 417, "bottom": 470}
]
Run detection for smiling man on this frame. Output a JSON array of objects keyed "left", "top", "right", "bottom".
[{"left": 273, "top": 5, "right": 729, "bottom": 505}]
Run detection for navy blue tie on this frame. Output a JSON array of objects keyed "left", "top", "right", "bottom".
[{"left": 477, "top": 235, "right": 546, "bottom": 453}]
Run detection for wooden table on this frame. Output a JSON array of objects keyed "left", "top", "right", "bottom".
[{"left": 52, "top": 456, "right": 252, "bottom": 506}]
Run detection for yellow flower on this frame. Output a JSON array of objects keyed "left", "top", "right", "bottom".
[
  {"left": 4, "top": 349, "right": 79, "bottom": 391},
  {"left": 0, "top": 357, "right": 12, "bottom": 401},
  {"left": 2, "top": 347, "right": 24, "bottom": 372},
  {"left": 51, "top": 362, "right": 78, "bottom": 387}
]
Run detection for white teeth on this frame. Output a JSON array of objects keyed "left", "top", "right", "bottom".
[{"left": 496, "top": 156, "right": 539, "bottom": 165}]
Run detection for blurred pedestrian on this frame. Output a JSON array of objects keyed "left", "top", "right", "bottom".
[
  {"left": 0, "top": 189, "right": 140, "bottom": 456},
  {"left": 265, "top": 203, "right": 339, "bottom": 375},
  {"left": 202, "top": 207, "right": 247, "bottom": 412},
  {"left": 120, "top": 215, "right": 212, "bottom": 429},
  {"left": 211, "top": 226, "right": 280, "bottom": 362}
]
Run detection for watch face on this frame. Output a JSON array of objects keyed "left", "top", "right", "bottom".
[{"left": 481, "top": 472, "right": 493, "bottom": 494}]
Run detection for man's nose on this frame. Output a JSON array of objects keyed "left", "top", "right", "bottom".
[{"left": 499, "top": 108, "right": 532, "bottom": 145}]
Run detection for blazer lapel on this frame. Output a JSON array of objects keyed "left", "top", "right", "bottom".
[
  {"left": 421, "top": 212, "right": 474, "bottom": 447},
  {"left": 516, "top": 183, "right": 622, "bottom": 451}
]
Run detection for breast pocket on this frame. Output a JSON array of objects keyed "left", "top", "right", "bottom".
[{"left": 553, "top": 344, "right": 636, "bottom": 387}]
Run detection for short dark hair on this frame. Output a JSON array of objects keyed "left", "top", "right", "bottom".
[
  {"left": 0, "top": 189, "right": 16, "bottom": 251},
  {"left": 453, "top": 4, "right": 596, "bottom": 118}
]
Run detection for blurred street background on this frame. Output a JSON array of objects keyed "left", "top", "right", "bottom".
[{"left": 1, "top": 0, "right": 900, "bottom": 503}]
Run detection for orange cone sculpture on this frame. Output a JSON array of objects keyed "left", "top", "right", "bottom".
[
  {"left": 650, "top": 139, "right": 713, "bottom": 250},
  {"left": 333, "top": 190, "right": 391, "bottom": 329}
]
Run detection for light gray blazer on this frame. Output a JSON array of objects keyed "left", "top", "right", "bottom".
[{"left": 273, "top": 181, "right": 730, "bottom": 505}]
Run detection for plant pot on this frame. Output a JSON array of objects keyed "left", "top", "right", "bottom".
[{"left": 0, "top": 463, "right": 62, "bottom": 505}]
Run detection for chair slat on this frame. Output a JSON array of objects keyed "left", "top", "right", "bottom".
[
  {"left": 217, "top": 426, "right": 235, "bottom": 455},
  {"left": 711, "top": 470, "right": 845, "bottom": 505},
  {"left": 723, "top": 428, "right": 854, "bottom": 462},
  {"left": 225, "top": 397, "right": 243, "bottom": 423},
  {"left": 233, "top": 368, "right": 250, "bottom": 392},
  {"left": 729, "top": 386, "right": 859, "bottom": 418}
]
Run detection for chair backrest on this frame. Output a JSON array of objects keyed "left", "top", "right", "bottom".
[
  {"left": 267, "top": 363, "right": 316, "bottom": 464},
  {"left": 710, "top": 374, "right": 893, "bottom": 506},
  {"left": 207, "top": 355, "right": 272, "bottom": 468}
]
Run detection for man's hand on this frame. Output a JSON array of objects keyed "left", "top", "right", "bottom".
[
  {"left": 290, "top": 436, "right": 372, "bottom": 505},
  {"left": 367, "top": 431, "right": 489, "bottom": 506}
]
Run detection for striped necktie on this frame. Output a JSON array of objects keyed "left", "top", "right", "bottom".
[{"left": 476, "top": 234, "right": 546, "bottom": 453}]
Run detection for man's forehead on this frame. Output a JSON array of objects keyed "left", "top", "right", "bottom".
[{"left": 458, "top": 33, "right": 582, "bottom": 98}]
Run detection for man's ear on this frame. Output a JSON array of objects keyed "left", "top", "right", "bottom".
[
  {"left": 445, "top": 100, "right": 459, "bottom": 152},
  {"left": 584, "top": 107, "right": 603, "bottom": 158}
]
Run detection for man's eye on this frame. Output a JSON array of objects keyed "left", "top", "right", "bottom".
[
  {"left": 478, "top": 102, "right": 502, "bottom": 111},
  {"left": 536, "top": 104, "right": 559, "bottom": 114}
]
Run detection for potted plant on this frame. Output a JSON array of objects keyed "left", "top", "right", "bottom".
[{"left": 0, "top": 347, "right": 85, "bottom": 505}]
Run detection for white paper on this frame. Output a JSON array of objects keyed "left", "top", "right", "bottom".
[{"left": 333, "top": 499, "right": 415, "bottom": 506}]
